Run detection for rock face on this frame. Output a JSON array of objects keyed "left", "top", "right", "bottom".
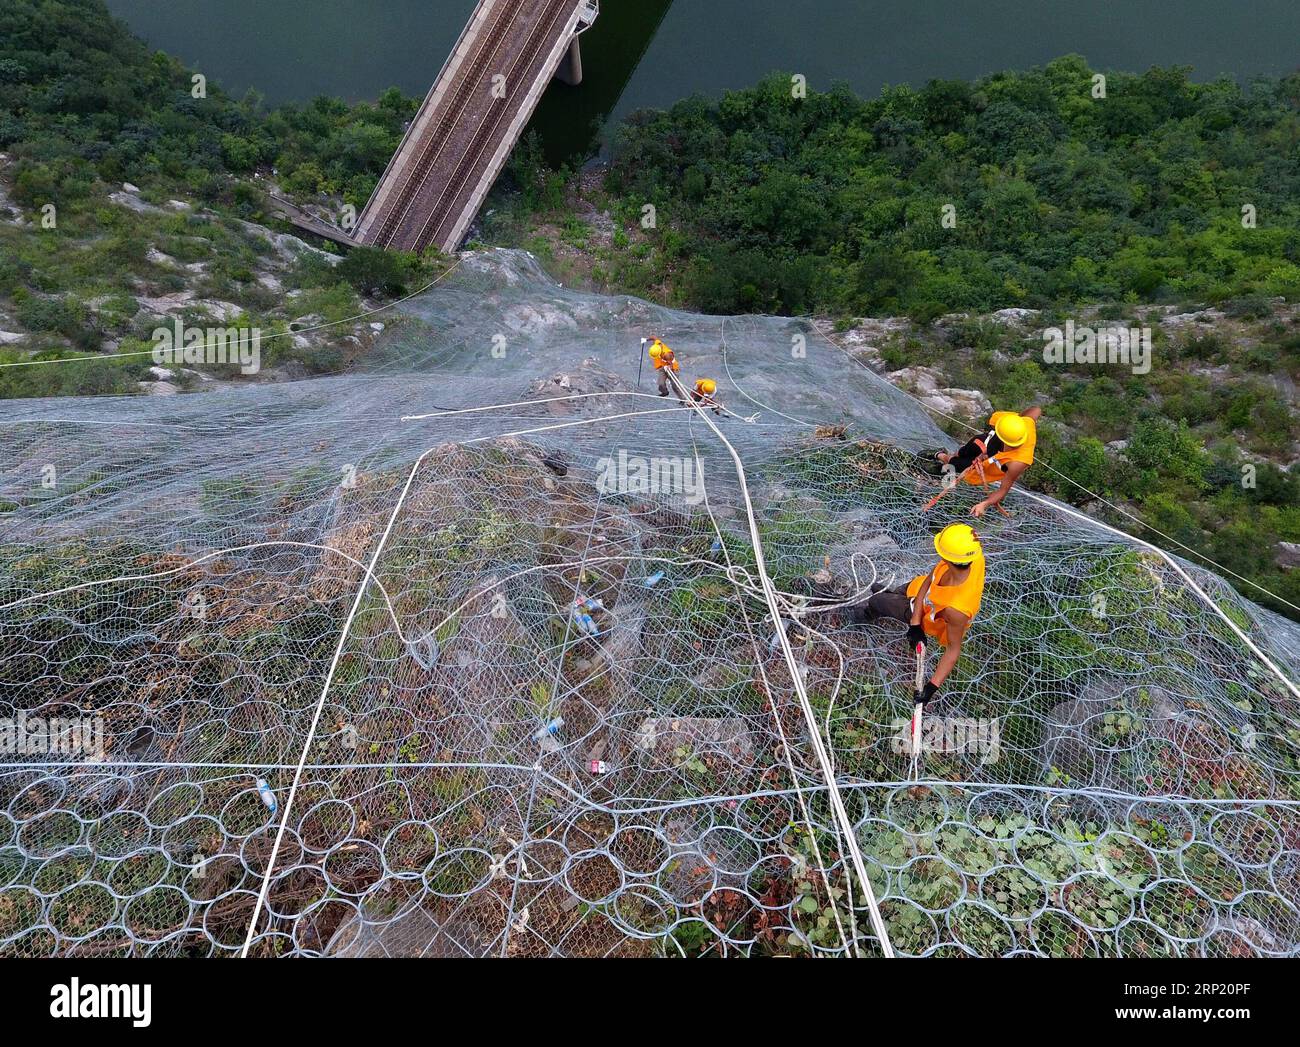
[
  {"left": 527, "top": 365, "right": 627, "bottom": 414},
  {"left": 812, "top": 316, "right": 911, "bottom": 371},
  {"left": 888, "top": 365, "right": 992, "bottom": 421},
  {"left": 1276, "top": 542, "right": 1300, "bottom": 570},
  {"left": 0, "top": 154, "right": 25, "bottom": 226},
  {"left": 988, "top": 307, "right": 1041, "bottom": 326},
  {"left": 109, "top": 190, "right": 163, "bottom": 214},
  {"left": 1159, "top": 308, "right": 1227, "bottom": 330}
]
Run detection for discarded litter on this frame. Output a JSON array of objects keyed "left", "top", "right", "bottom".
[
  {"left": 643, "top": 571, "right": 665, "bottom": 588},
  {"left": 255, "top": 777, "right": 277, "bottom": 814},
  {"left": 572, "top": 596, "right": 602, "bottom": 636},
  {"left": 534, "top": 717, "right": 564, "bottom": 742},
  {"left": 589, "top": 760, "right": 607, "bottom": 775}
]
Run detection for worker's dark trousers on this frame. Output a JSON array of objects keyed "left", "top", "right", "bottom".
[
  {"left": 850, "top": 585, "right": 912, "bottom": 624},
  {"left": 658, "top": 369, "right": 689, "bottom": 403}
]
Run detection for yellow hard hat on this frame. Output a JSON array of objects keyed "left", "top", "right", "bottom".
[
  {"left": 994, "top": 413, "right": 1028, "bottom": 448},
  {"left": 934, "top": 523, "right": 982, "bottom": 565},
  {"left": 698, "top": 378, "right": 716, "bottom": 394}
]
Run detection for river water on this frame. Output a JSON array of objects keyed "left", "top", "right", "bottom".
[{"left": 106, "top": 0, "right": 1300, "bottom": 159}]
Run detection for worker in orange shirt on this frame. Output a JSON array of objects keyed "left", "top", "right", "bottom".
[
  {"left": 931, "top": 407, "right": 1042, "bottom": 517},
  {"left": 690, "top": 377, "right": 722, "bottom": 415},
  {"left": 849, "top": 523, "right": 985, "bottom": 708},
  {"left": 646, "top": 338, "right": 685, "bottom": 401}
]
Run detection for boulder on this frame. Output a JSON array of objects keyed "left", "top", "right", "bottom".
[
  {"left": 888, "top": 366, "right": 991, "bottom": 420},
  {"left": 109, "top": 191, "right": 162, "bottom": 214},
  {"left": 1276, "top": 542, "right": 1300, "bottom": 570},
  {"left": 989, "top": 308, "right": 1041, "bottom": 326}
]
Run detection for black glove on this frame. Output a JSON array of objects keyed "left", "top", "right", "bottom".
[
  {"left": 905, "top": 624, "right": 926, "bottom": 647},
  {"left": 915, "top": 681, "right": 939, "bottom": 707}
]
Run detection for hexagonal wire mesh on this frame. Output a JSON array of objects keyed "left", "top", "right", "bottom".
[{"left": 1, "top": 250, "right": 1297, "bottom": 957}]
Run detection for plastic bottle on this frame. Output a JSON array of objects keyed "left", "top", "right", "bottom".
[
  {"left": 255, "top": 778, "right": 277, "bottom": 814},
  {"left": 534, "top": 717, "right": 564, "bottom": 742},
  {"left": 643, "top": 571, "right": 665, "bottom": 588},
  {"left": 574, "top": 593, "right": 603, "bottom": 632}
]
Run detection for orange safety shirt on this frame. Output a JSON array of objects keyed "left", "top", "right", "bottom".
[
  {"left": 905, "top": 554, "right": 985, "bottom": 646},
  {"left": 963, "top": 411, "right": 1036, "bottom": 485}
]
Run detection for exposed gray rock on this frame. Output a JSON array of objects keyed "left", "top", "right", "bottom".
[
  {"left": 327, "top": 900, "right": 490, "bottom": 958},
  {"left": 989, "top": 307, "right": 1041, "bottom": 326},
  {"left": 1276, "top": 542, "right": 1300, "bottom": 570},
  {"left": 139, "top": 381, "right": 179, "bottom": 396},
  {"left": 136, "top": 291, "right": 196, "bottom": 314},
  {"left": 1160, "top": 308, "right": 1226, "bottom": 329},
  {"left": 888, "top": 365, "right": 991, "bottom": 420},
  {"left": 109, "top": 190, "right": 163, "bottom": 214}
]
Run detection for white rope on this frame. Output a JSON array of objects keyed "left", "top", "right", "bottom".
[
  {"left": 666, "top": 369, "right": 895, "bottom": 956},
  {"left": 236, "top": 398, "right": 709, "bottom": 955},
  {"left": 689, "top": 435, "right": 858, "bottom": 955},
  {"left": 815, "top": 327, "right": 1300, "bottom": 700}
]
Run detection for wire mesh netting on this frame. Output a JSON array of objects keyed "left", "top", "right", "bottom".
[{"left": 1, "top": 249, "right": 1298, "bottom": 957}]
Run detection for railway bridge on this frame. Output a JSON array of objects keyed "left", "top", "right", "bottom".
[{"left": 353, "top": 0, "right": 599, "bottom": 255}]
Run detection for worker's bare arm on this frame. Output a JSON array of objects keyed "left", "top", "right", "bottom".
[{"left": 973, "top": 459, "right": 1028, "bottom": 515}]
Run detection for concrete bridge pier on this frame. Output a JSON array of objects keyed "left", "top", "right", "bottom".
[{"left": 555, "top": 35, "right": 583, "bottom": 86}]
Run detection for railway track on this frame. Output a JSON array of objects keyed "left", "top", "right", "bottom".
[
  {"left": 412, "top": 0, "right": 577, "bottom": 252},
  {"left": 364, "top": 0, "right": 572, "bottom": 251},
  {"left": 369, "top": 0, "right": 519, "bottom": 248}
]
